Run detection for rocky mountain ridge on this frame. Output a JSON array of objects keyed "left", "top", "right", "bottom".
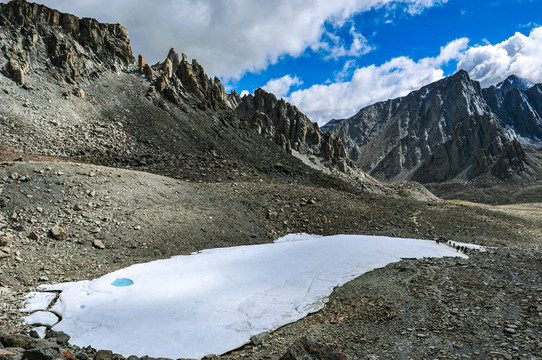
[
  {"left": 233, "top": 88, "right": 354, "bottom": 172},
  {"left": 483, "top": 78, "right": 542, "bottom": 140},
  {"left": 0, "top": 0, "right": 371, "bottom": 196},
  {"left": 138, "top": 50, "right": 355, "bottom": 174},
  {"left": 0, "top": 0, "right": 357, "bottom": 184},
  {"left": 323, "top": 70, "right": 542, "bottom": 183}
]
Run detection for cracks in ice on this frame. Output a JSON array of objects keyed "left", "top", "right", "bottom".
[{"left": 22, "top": 290, "right": 62, "bottom": 330}]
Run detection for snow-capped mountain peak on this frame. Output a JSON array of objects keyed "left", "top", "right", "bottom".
[{"left": 496, "top": 75, "right": 535, "bottom": 93}]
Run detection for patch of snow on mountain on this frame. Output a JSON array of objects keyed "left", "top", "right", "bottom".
[
  {"left": 421, "top": 88, "right": 431, "bottom": 99},
  {"left": 504, "top": 125, "right": 542, "bottom": 145},
  {"left": 496, "top": 75, "right": 535, "bottom": 92},
  {"left": 23, "top": 311, "right": 59, "bottom": 327}
]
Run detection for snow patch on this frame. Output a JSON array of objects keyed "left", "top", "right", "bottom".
[
  {"left": 31, "top": 326, "right": 48, "bottom": 339},
  {"left": 421, "top": 88, "right": 431, "bottom": 99},
  {"left": 23, "top": 311, "right": 59, "bottom": 327},
  {"left": 504, "top": 125, "right": 542, "bottom": 145},
  {"left": 22, "top": 292, "right": 57, "bottom": 313},
  {"left": 273, "top": 232, "right": 322, "bottom": 243},
  {"left": 26, "top": 234, "right": 467, "bottom": 359}
]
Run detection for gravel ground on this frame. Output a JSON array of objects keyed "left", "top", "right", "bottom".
[{"left": 1, "top": 160, "right": 542, "bottom": 359}]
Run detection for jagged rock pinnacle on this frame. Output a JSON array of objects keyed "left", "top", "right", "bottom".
[{"left": 234, "top": 88, "right": 354, "bottom": 172}]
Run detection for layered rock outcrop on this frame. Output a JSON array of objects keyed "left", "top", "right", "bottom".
[
  {"left": 138, "top": 49, "right": 228, "bottom": 112},
  {"left": 138, "top": 50, "right": 354, "bottom": 172},
  {"left": 411, "top": 114, "right": 524, "bottom": 182},
  {"left": 0, "top": 1, "right": 361, "bottom": 176}
]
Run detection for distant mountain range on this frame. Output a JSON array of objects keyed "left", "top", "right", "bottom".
[{"left": 322, "top": 70, "right": 542, "bottom": 183}]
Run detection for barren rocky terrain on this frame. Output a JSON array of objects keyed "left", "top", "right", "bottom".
[
  {"left": 2, "top": 159, "right": 542, "bottom": 359},
  {"left": 1, "top": 1, "right": 542, "bottom": 359}
]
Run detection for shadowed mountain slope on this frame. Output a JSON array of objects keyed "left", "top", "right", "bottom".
[{"left": 323, "top": 71, "right": 542, "bottom": 184}]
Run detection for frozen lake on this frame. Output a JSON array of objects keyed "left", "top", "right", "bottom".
[{"left": 23, "top": 234, "right": 466, "bottom": 359}]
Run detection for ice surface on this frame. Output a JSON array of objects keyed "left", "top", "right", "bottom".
[
  {"left": 30, "top": 234, "right": 466, "bottom": 359},
  {"left": 23, "top": 311, "right": 59, "bottom": 327},
  {"left": 22, "top": 292, "right": 57, "bottom": 313}
]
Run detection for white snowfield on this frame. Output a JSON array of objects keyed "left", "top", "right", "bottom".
[{"left": 25, "top": 234, "right": 467, "bottom": 359}]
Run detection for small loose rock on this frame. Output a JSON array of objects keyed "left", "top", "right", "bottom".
[
  {"left": 92, "top": 239, "right": 105, "bottom": 250},
  {"left": 50, "top": 225, "right": 68, "bottom": 240}
]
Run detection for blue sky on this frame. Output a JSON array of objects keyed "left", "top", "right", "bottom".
[
  {"left": 35, "top": 0, "right": 542, "bottom": 124},
  {"left": 266, "top": 0, "right": 540, "bottom": 88}
]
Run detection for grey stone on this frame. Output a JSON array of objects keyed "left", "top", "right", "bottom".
[
  {"left": 143, "top": 64, "right": 153, "bottom": 80},
  {"left": 94, "top": 350, "right": 113, "bottom": 360},
  {"left": 72, "top": 88, "right": 85, "bottom": 99},
  {"left": 49, "top": 225, "right": 68, "bottom": 240},
  {"left": 504, "top": 328, "right": 517, "bottom": 335},
  {"left": 0, "top": 235, "right": 9, "bottom": 246},
  {"left": 279, "top": 337, "right": 352, "bottom": 360},
  {"left": 44, "top": 330, "right": 70, "bottom": 345},
  {"left": 74, "top": 352, "right": 88, "bottom": 360},
  {"left": 138, "top": 54, "right": 145, "bottom": 72},
  {"left": 92, "top": 239, "right": 105, "bottom": 250},
  {"left": 250, "top": 331, "right": 269, "bottom": 346},
  {"left": 0, "top": 349, "right": 16, "bottom": 358},
  {"left": 22, "top": 348, "right": 53, "bottom": 360}
]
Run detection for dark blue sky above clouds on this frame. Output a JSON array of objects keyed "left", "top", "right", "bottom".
[{"left": 35, "top": 0, "right": 542, "bottom": 124}]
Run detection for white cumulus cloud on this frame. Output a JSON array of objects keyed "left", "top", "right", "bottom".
[
  {"left": 288, "top": 38, "right": 469, "bottom": 125},
  {"left": 33, "top": 0, "right": 449, "bottom": 80},
  {"left": 262, "top": 75, "right": 303, "bottom": 99},
  {"left": 458, "top": 26, "right": 542, "bottom": 87},
  {"left": 319, "top": 23, "right": 374, "bottom": 60}
]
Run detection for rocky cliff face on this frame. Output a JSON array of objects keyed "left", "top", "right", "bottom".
[
  {"left": 234, "top": 88, "right": 354, "bottom": 172},
  {"left": 0, "top": 0, "right": 133, "bottom": 85},
  {"left": 323, "top": 70, "right": 539, "bottom": 183},
  {"left": 483, "top": 77, "right": 542, "bottom": 140},
  {"left": 411, "top": 114, "right": 525, "bottom": 182},
  {"left": 137, "top": 48, "right": 229, "bottom": 114},
  {"left": 137, "top": 52, "right": 354, "bottom": 172}
]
